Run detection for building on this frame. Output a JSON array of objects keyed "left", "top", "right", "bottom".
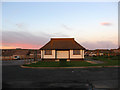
[
  {"left": 85, "top": 49, "right": 110, "bottom": 57},
  {"left": 28, "top": 49, "right": 41, "bottom": 59},
  {"left": 40, "top": 38, "right": 85, "bottom": 61},
  {"left": 110, "top": 48, "right": 120, "bottom": 56},
  {"left": 2, "top": 49, "right": 41, "bottom": 60},
  {"left": 12, "top": 49, "right": 29, "bottom": 59}
]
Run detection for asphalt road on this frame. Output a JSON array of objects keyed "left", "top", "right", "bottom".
[
  {"left": 2, "top": 60, "right": 35, "bottom": 66},
  {"left": 2, "top": 60, "right": 120, "bottom": 89}
]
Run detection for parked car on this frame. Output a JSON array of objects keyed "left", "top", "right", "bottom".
[{"left": 13, "top": 56, "right": 20, "bottom": 60}]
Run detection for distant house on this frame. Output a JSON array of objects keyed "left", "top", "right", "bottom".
[
  {"left": 2, "top": 49, "right": 41, "bottom": 60},
  {"left": 40, "top": 38, "right": 85, "bottom": 61},
  {"left": 12, "top": 49, "right": 29, "bottom": 59},
  {"left": 2, "top": 49, "right": 29, "bottom": 60},
  {"left": 29, "top": 50, "right": 41, "bottom": 59},
  {"left": 2, "top": 49, "right": 14, "bottom": 60},
  {"left": 110, "top": 48, "right": 120, "bottom": 56},
  {"left": 85, "top": 49, "right": 109, "bottom": 57}
]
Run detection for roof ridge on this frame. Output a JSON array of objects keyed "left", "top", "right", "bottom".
[{"left": 51, "top": 38, "right": 74, "bottom": 40}]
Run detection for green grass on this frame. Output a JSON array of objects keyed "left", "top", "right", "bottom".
[
  {"left": 90, "top": 55, "right": 119, "bottom": 61},
  {"left": 23, "top": 61, "right": 96, "bottom": 67},
  {"left": 87, "top": 55, "right": 119, "bottom": 66},
  {"left": 23, "top": 55, "right": 120, "bottom": 67}
]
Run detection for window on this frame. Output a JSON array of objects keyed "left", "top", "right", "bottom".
[
  {"left": 45, "top": 50, "right": 52, "bottom": 55},
  {"left": 73, "top": 50, "right": 80, "bottom": 55}
]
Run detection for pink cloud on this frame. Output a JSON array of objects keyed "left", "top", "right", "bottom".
[
  {"left": 81, "top": 41, "right": 118, "bottom": 50},
  {"left": 2, "top": 42, "right": 42, "bottom": 49},
  {"left": 2, "top": 31, "right": 48, "bottom": 49},
  {"left": 2, "top": 31, "right": 68, "bottom": 49},
  {"left": 101, "top": 22, "right": 112, "bottom": 26}
]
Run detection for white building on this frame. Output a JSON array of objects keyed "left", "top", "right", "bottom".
[{"left": 40, "top": 38, "right": 85, "bottom": 61}]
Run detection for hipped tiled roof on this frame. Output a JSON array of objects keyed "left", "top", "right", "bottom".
[{"left": 40, "top": 38, "right": 85, "bottom": 50}]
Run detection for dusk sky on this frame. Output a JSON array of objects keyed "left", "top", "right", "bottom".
[{"left": 2, "top": 2, "right": 118, "bottom": 49}]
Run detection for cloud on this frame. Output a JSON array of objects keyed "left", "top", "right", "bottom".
[
  {"left": 52, "top": 32, "right": 69, "bottom": 37},
  {"left": 81, "top": 41, "right": 118, "bottom": 50},
  {"left": 2, "top": 43, "right": 42, "bottom": 49},
  {"left": 16, "top": 23, "right": 27, "bottom": 29},
  {"left": 2, "top": 31, "right": 50, "bottom": 49},
  {"left": 2, "top": 31, "right": 69, "bottom": 49},
  {"left": 62, "top": 24, "right": 72, "bottom": 30},
  {"left": 101, "top": 22, "right": 112, "bottom": 26}
]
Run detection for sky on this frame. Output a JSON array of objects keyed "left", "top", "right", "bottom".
[{"left": 2, "top": 2, "right": 118, "bottom": 50}]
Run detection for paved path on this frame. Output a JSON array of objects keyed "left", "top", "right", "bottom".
[{"left": 85, "top": 58, "right": 104, "bottom": 64}]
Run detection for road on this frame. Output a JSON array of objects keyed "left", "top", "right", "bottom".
[
  {"left": 2, "top": 59, "right": 35, "bottom": 66},
  {"left": 2, "top": 60, "right": 119, "bottom": 89}
]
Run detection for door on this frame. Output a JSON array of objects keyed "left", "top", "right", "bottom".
[{"left": 57, "top": 50, "right": 69, "bottom": 59}]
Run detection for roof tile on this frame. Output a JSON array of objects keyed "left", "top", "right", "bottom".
[{"left": 40, "top": 38, "right": 85, "bottom": 50}]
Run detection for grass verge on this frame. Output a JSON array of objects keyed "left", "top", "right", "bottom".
[
  {"left": 87, "top": 55, "right": 119, "bottom": 66},
  {"left": 23, "top": 57, "right": 119, "bottom": 67},
  {"left": 23, "top": 61, "right": 95, "bottom": 67}
]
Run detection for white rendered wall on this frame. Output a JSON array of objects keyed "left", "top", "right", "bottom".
[
  {"left": 42, "top": 50, "right": 55, "bottom": 59},
  {"left": 41, "top": 50, "right": 43, "bottom": 59},
  {"left": 82, "top": 50, "right": 84, "bottom": 58},
  {"left": 57, "top": 51, "right": 69, "bottom": 59},
  {"left": 41, "top": 50, "right": 84, "bottom": 59},
  {"left": 70, "top": 50, "right": 84, "bottom": 59}
]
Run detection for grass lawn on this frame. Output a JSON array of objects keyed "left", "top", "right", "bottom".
[
  {"left": 23, "top": 55, "right": 119, "bottom": 67},
  {"left": 87, "top": 55, "right": 119, "bottom": 66},
  {"left": 23, "top": 61, "right": 94, "bottom": 67}
]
